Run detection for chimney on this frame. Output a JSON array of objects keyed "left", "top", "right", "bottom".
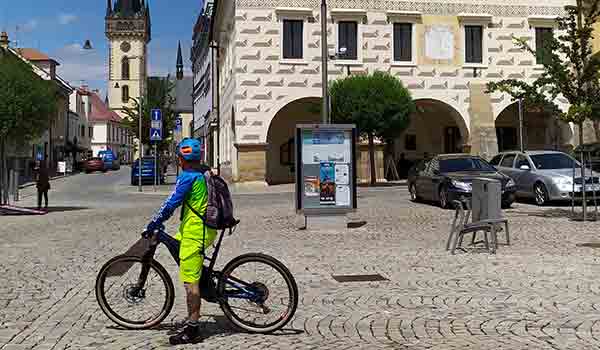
[{"left": 0, "top": 32, "right": 10, "bottom": 49}]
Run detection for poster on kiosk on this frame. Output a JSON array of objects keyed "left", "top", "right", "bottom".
[{"left": 295, "top": 124, "right": 357, "bottom": 215}]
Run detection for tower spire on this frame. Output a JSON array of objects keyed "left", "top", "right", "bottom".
[
  {"left": 176, "top": 41, "right": 184, "bottom": 80},
  {"left": 106, "top": 0, "right": 112, "bottom": 16}
]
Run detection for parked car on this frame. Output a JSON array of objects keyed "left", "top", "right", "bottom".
[
  {"left": 98, "top": 150, "right": 118, "bottom": 171},
  {"left": 408, "top": 154, "right": 517, "bottom": 208},
  {"left": 490, "top": 150, "right": 600, "bottom": 206},
  {"left": 85, "top": 158, "right": 106, "bottom": 173},
  {"left": 131, "top": 157, "right": 166, "bottom": 186}
]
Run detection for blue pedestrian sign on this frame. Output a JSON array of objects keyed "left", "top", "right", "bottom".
[
  {"left": 150, "top": 128, "right": 162, "bottom": 142},
  {"left": 150, "top": 109, "right": 162, "bottom": 142}
]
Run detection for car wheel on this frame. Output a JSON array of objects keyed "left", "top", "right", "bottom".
[
  {"left": 409, "top": 183, "right": 419, "bottom": 202},
  {"left": 439, "top": 186, "right": 449, "bottom": 209},
  {"left": 534, "top": 183, "right": 549, "bottom": 206}
]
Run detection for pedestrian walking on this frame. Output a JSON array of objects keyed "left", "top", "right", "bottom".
[{"left": 36, "top": 161, "right": 50, "bottom": 210}]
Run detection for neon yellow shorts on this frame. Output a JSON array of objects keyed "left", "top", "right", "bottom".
[{"left": 174, "top": 228, "right": 217, "bottom": 284}]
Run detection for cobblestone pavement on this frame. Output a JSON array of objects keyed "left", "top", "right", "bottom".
[{"left": 3, "top": 169, "right": 600, "bottom": 349}]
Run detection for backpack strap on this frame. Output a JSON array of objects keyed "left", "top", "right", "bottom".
[
  {"left": 184, "top": 200, "right": 207, "bottom": 256},
  {"left": 184, "top": 200, "right": 205, "bottom": 223}
]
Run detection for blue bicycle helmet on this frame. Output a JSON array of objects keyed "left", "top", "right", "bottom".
[{"left": 177, "top": 138, "right": 202, "bottom": 161}]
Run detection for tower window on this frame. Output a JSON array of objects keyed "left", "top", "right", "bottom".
[
  {"left": 122, "top": 85, "right": 130, "bottom": 103},
  {"left": 122, "top": 57, "right": 130, "bottom": 80}
]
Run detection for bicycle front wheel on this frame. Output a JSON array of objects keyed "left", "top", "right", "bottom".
[
  {"left": 95, "top": 255, "right": 175, "bottom": 330},
  {"left": 218, "top": 253, "right": 298, "bottom": 333}
]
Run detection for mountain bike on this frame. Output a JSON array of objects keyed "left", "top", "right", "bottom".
[{"left": 95, "top": 223, "right": 298, "bottom": 333}]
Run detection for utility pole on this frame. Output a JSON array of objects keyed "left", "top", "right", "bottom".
[
  {"left": 321, "top": 0, "right": 329, "bottom": 124},
  {"left": 518, "top": 97, "right": 524, "bottom": 153}
]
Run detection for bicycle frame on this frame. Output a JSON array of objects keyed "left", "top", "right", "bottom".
[{"left": 135, "top": 227, "right": 266, "bottom": 303}]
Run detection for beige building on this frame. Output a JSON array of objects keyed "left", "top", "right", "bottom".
[{"left": 202, "top": 0, "right": 578, "bottom": 184}]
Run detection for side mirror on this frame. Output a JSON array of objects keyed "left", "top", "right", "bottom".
[{"left": 520, "top": 164, "right": 531, "bottom": 171}]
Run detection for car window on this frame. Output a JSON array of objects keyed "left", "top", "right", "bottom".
[
  {"left": 530, "top": 153, "right": 578, "bottom": 169},
  {"left": 515, "top": 155, "right": 530, "bottom": 169},
  {"left": 439, "top": 157, "right": 496, "bottom": 173},
  {"left": 489, "top": 155, "right": 503, "bottom": 166},
  {"left": 500, "top": 154, "right": 516, "bottom": 168}
]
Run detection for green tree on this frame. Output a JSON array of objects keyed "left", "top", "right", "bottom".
[
  {"left": 486, "top": 0, "right": 600, "bottom": 146},
  {"left": 329, "top": 71, "right": 415, "bottom": 185},
  {"left": 121, "top": 76, "right": 177, "bottom": 154},
  {"left": 0, "top": 47, "right": 57, "bottom": 204}
]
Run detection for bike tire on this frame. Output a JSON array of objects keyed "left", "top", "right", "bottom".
[
  {"left": 217, "top": 253, "right": 298, "bottom": 334},
  {"left": 95, "top": 255, "right": 175, "bottom": 330}
]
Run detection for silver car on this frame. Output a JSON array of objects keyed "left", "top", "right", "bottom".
[{"left": 490, "top": 150, "right": 600, "bottom": 206}]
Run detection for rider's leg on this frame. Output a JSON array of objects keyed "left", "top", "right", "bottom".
[{"left": 184, "top": 282, "right": 202, "bottom": 321}]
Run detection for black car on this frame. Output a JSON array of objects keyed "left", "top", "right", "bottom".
[{"left": 408, "top": 154, "right": 517, "bottom": 208}]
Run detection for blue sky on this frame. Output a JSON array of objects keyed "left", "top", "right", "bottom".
[{"left": 0, "top": 0, "right": 203, "bottom": 96}]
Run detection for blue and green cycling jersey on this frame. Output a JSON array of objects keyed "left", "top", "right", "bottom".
[{"left": 147, "top": 169, "right": 208, "bottom": 234}]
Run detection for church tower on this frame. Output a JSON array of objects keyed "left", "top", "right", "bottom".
[{"left": 105, "top": 0, "right": 151, "bottom": 117}]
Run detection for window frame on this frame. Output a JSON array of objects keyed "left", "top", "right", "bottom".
[
  {"left": 276, "top": 8, "right": 312, "bottom": 65},
  {"left": 122, "top": 57, "right": 130, "bottom": 80},
  {"left": 331, "top": 9, "right": 366, "bottom": 66},
  {"left": 534, "top": 26, "right": 554, "bottom": 65},
  {"left": 489, "top": 154, "right": 503, "bottom": 166},
  {"left": 458, "top": 14, "right": 491, "bottom": 69},
  {"left": 121, "top": 85, "right": 129, "bottom": 103},
  {"left": 392, "top": 22, "right": 417, "bottom": 66},
  {"left": 282, "top": 19, "right": 305, "bottom": 61}
]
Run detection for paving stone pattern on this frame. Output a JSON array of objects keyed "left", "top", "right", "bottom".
[{"left": 3, "top": 171, "right": 600, "bottom": 349}]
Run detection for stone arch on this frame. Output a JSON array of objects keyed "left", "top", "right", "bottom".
[
  {"left": 265, "top": 96, "right": 321, "bottom": 185},
  {"left": 495, "top": 102, "right": 571, "bottom": 151}
]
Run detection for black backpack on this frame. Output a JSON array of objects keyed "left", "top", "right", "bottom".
[{"left": 185, "top": 170, "right": 238, "bottom": 230}]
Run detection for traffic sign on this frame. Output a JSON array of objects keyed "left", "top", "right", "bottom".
[
  {"left": 151, "top": 109, "right": 162, "bottom": 122},
  {"left": 150, "top": 128, "right": 162, "bottom": 142},
  {"left": 175, "top": 117, "right": 182, "bottom": 132}
]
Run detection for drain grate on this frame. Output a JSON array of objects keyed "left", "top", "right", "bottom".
[
  {"left": 332, "top": 274, "right": 388, "bottom": 283},
  {"left": 577, "top": 242, "right": 600, "bottom": 248}
]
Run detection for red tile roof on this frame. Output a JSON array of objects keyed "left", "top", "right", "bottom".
[
  {"left": 17, "top": 48, "right": 59, "bottom": 65},
  {"left": 87, "top": 91, "right": 122, "bottom": 123}
]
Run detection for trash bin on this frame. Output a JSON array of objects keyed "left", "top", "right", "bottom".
[{"left": 472, "top": 178, "right": 502, "bottom": 222}]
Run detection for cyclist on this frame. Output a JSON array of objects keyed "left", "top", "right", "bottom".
[{"left": 144, "top": 138, "right": 215, "bottom": 345}]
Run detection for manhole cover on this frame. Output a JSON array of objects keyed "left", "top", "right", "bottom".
[
  {"left": 577, "top": 243, "right": 600, "bottom": 248},
  {"left": 332, "top": 274, "right": 388, "bottom": 283}
]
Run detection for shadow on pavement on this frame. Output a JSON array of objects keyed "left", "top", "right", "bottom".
[
  {"left": 358, "top": 182, "right": 407, "bottom": 188},
  {"left": 107, "top": 314, "right": 304, "bottom": 340},
  {"left": 25, "top": 206, "right": 90, "bottom": 213}
]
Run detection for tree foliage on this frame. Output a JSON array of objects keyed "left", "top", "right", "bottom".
[
  {"left": 329, "top": 71, "right": 415, "bottom": 184},
  {"left": 121, "top": 76, "right": 177, "bottom": 152},
  {"left": 486, "top": 0, "right": 600, "bottom": 145},
  {"left": 0, "top": 48, "right": 58, "bottom": 142}
]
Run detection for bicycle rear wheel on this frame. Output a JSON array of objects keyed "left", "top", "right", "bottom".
[
  {"left": 218, "top": 253, "right": 298, "bottom": 333},
  {"left": 95, "top": 255, "right": 175, "bottom": 330}
]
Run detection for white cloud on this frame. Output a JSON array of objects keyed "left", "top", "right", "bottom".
[{"left": 58, "top": 14, "right": 78, "bottom": 25}]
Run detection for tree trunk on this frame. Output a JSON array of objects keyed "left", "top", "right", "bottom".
[
  {"left": 579, "top": 122, "right": 585, "bottom": 146},
  {"left": 0, "top": 138, "right": 6, "bottom": 205},
  {"left": 368, "top": 133, "right": 377, "bottom": 186},
  {"left": 594, "top": 120, "right": 600, "bottom": 142}
]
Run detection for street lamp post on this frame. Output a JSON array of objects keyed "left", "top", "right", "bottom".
[
  {"left": 321, "top": 0, "right": 329, "bottom": 124},
  {"left": 124, "top": 54, "right": 146, "bottom": 192}
]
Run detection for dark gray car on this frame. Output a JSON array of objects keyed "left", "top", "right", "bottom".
[{"left": 490, "top": 150, "right": 600, "bottom": 206}]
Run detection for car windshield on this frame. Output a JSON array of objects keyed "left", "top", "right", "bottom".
[
  {"left": 530, "top": 153, "right": 578, "bottom": 169},
  {"left": 440, "top": 158, "right": 496, "bottom": 173}
]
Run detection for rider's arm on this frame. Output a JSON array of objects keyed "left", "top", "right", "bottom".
[{"left": 146, "top": 172, "right": 195, "bottom": 230}]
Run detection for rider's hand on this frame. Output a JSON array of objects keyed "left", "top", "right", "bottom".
[{"left": 142, "top": 223, "right": 164, "bottom": 238}]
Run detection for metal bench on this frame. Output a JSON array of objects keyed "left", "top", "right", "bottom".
[{"left": 447, "top": 199, "right": 510, "bottom": 255}]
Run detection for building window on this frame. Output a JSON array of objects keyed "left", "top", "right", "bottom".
[
  {"left": 338, "top": 21, "right": 358, "bottom": 60},
  {"left": 393, "top": 23, "right": 413, "bottom": 62},
  {"left": 81, "top": 125, "right": 85, "bottom": 137},
  {"left": 464, "top": 25, "right": 483, "bottom": 64},
  {"left": 89, "top": 127, "right": 93, "bottom": 138},
  {"left": 535, "top": 27, "right": 553, "bottom": 64},
  {"left": 280, "top": 138, "right": 294, "bottom": 166},
  {"left": 121, "top": 85, "right": 129, "bottom": 103},
  {"left": 282, "top": 19, "right": 303, "bottom": 59},
  {"left": 122, "top": 57, "right": 130, "bottom": 80},
  {"left": 405, "top": 134, "right": 417, "bottom": 151}
]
